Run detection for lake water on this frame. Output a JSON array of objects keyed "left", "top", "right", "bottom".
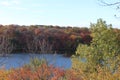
[{"left": 0, "top": 53, "right": 71, "bottom": 69}]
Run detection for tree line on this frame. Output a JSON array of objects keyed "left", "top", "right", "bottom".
[{"left": 0, "top": 24, "right": 92, "bottom": 55}]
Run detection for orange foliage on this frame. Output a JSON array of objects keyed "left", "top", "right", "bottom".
[
  {"left": 1, "top": 64, "right": 120, "bottom": 80},
  {"left": 8, "top": 64, "right": 66, "bottom": 80},
  {"left": 0, "top": 69, "right": 11, "bottom": 80},
  {"left": 70, "top": 35, "right": 76, "bottom": 40}
]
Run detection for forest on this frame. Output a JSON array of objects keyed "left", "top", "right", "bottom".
[
  {"left": 0, "top": 24, "right": 91, "bottom": 55},
  {"left": 0, "top": 19, "right": 120, "bottom": 80}
]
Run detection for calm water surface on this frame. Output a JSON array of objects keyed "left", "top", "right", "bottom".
[{"left": 0, "top": 53, "right": 71, "bottom": 69}]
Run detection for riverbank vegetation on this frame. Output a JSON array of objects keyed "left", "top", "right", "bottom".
[
  {"left": 0, "top": 19, "right": 120, "bottom": 80},
  {"left": 0, "top": 24, "right": 91, "bottom": 56}
]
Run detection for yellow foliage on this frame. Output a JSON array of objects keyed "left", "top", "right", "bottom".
[{"left": 0, "top": 69, "right": 12, "bottom": 80}]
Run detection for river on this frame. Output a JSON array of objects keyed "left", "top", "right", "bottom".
[{"left": 0, "top": 53, "right": 71, "bottom": 69}]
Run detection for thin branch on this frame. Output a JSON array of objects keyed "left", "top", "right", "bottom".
[
  {"left": 0, "top": 36, "right": 14, "bottom": 56},
  {"left": 99, "top": 0, "right": 120, "bottom": 6}
]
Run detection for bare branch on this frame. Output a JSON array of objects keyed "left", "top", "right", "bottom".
[
  {"left": 38, "top": 39, "right": 53, "bottom": 54},
  {"left": 99, "top": 0, "right": 120, "bottom": 18},
  {"left": 99, "top": 0, "right": 120, "bottom": 6},
  {"left": 26, "top": 36, "right": 53, "bottom": 54},
  {"left": 25, "top": 36, "right": 39, "bottom": 54},
  {"left": 0, "top": 36, "right": 14, "bottom": 56}
]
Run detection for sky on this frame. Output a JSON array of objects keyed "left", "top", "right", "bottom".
[{"left": 0, "top": 0, "right": 120, "bottom": 28}]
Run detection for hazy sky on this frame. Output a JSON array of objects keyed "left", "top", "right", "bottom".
[{"left": 0, "top": 0, "right": 120, "bottom": 28}]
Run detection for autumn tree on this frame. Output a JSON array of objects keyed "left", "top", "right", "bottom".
[
  {"left": 26, "top": 35, "right": 53, "bottom": 54},
  {"left": 0, "top": 36, "right": 14, "bottom": 56}
]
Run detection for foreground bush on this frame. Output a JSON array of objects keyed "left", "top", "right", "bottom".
[
  {"left": 1, "top": 66, "right": 120, "bottom": 80},
  {"left": 72, "top": 19, "right": 120, "bottom": 80},
  {"left": 71, "top": 64, "right": 120, "bottom": 80},
  {"left": 9, "top": 64, "right": 65, "bottom": 80},
  {"left": 0, "top": 69, "right": 11, "bottom": 80}
]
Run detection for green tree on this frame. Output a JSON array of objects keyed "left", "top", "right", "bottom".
[{"left": 72, "top": 19, "right": 120, "bottom": 73}]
